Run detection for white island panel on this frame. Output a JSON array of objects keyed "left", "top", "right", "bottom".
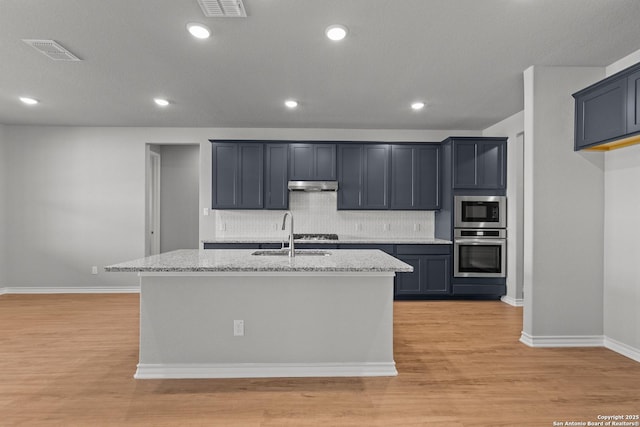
[{"left": 136, "top": 272, "right": 396, "bottom": 379}]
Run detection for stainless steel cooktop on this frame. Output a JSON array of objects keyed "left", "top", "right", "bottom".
[{"left": 293, "top": 233, "right": 339, "bottom": 241}]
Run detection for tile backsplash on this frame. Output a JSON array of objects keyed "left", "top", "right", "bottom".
[{"left": 211, "top": 192, "right": 435, "bottom": 239}]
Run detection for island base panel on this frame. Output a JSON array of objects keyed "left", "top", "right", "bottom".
[{"left": 137, "top": 273, "right": 397, "bottom": 378}]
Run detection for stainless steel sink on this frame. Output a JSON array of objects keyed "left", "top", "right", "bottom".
[{"left": 251, "top": 249, "right": 331, "bottom": 256}]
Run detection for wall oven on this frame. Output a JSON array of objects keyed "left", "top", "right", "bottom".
[
  {"left": 454, "top": 195, "right": 506, "bottom": 229},
  {"left": 454, "top": 228, "right": 506, "bottom": 278}
]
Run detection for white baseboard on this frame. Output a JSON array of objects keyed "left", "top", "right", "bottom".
[
  {"left": 500, "top": 295, "right": 523, "bottom": 307},
  {"left": 604, "top": 337, "right": 640, "bottom": 363},
  {"left": 134, "top": 362, "right": 398, "bottom": 379},
  {"left": 519, "top": 332, "right": 604, "bottom": 347},
  {"left": 1, "top": 286, "right": 140, "bottom": 294}
]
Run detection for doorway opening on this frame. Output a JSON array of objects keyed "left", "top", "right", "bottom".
[{"left": 145, "top": 144, "right": 200, "bottom": 256}]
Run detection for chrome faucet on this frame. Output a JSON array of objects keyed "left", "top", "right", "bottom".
[{"left": 281, "top": 211, "right": 295, "bottom": 257}]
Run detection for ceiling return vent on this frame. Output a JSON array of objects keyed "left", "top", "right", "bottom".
[
  {"left": 197, "top": 0, "right": 247, "bottom": 17},
  {"left": 22, "top": 39, "right": 82, "bottom": 61}
]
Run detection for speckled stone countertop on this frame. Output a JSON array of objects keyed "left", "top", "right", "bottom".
[
  {"left": 202, "top": 236, "right": 452, "bottom": 245},
  {"left": 105, "top": 249, "right": 414, "bottom": 273}
]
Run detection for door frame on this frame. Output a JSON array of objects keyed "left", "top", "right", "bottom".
[{"left": 146, "top": 146, "right": 161, "bottom": 256}]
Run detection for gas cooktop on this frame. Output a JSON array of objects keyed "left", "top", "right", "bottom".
[{"left": 293, "top": 233, "right": 339, "bottom": 241}]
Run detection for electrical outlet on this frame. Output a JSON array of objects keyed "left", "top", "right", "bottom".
[
  {"left": 91, "top": 266, "right": 98, "bottom": 275},
  {"left": 355, "top": 223, "right": 362, "bottom": 232},
  {"left": 414, "top": 223, "right": 420, "bottom": 232},
  {"left": 203, "top": 208, "right": 209, "bottom": 216},
  {"left": 384, "top": 223, "right": 390, "bottom": 231},
  {"left": 233, "top": 320, "right": 244, "bottom": 336}
]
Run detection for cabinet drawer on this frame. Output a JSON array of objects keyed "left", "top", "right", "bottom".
[
  {"left": 295, "top": 243, "right": 338, "bottom": 249},
  {"left": 338, "top": 244, "right": 394, "bottom": 255},
  {"left": 396, "top": 244, "right": 451, "bottom": 255},
  {"left": 203, "top": 243, "right": 260, "bottom": 249}
]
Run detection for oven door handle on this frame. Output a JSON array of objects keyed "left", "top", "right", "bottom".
[{"left": 454, "top": 239, "right": 506, "bottom": 245}]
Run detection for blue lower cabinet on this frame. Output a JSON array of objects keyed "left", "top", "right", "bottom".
[
  {"left": 295, "top": 243, "right": 339, "bottom": 249},
  {"left": 394, "top": 245, "right": 451, "bottom": 298},
  {"left": 203, "top": 243, "right": 260, "bottom": 249},
  {"left": 395, "top": 254, "right": 451, "bottom": 297},
  {"left": 451, "top": 277, "right": 506, "bottom": 296},
  {"left": 338, "top": 244, "right": 394, "bottom": 254}
]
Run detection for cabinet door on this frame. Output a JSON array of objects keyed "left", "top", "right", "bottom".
[
  {"left": 265, "top": 144, "right": 288, "bottom": 209},
  {"left": 337, "top": 145, "right": 364, "bottom": 209},
  {"left": 477, "top": 141, "right": 505, "bottom": 190},
  {"left": 391, "top": 145, "right": 440, "bottom": 209},
  {"left": 575, "top": 77, "right": 627, "bottom": 149},
  {"left": 627, "top": 69, "right": 640, "bottom": 134},
  {"left": 452, "top": 139, "right": 505, "bottom": 190},
  {"left": 416, "top": 145, "right": 441, "bottom": 209},
  {"left": 289, "top": 144, "right": 314, "bottom": 180},
  {"left": 212, "top": 143, "right": 238, "bottom": 208},
  {"left": 395, "top": 255, "right": 422, "bottom": 296},
  {"left": 452, "top": 141, "right": 478, "bottom": 189},
  {"left": 314, "top": 144, "right": 337, "bottom": 180},
  {"left": 390, "top": 145, "right": 415, "bottom": 209},
  {"left": 423, "top": 255, "right": 450, "bottom": 294},
  {"left": 363, "top": 145, "right": 389, "bottom": 209},
  {"left": 237, "top": 144, "right": 264, "bottom": 208},
  {"left": 289, "top": 143, "right": 337, "bottom": 180}
]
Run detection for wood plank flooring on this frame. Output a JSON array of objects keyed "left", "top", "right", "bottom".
[{"left": 1, "top": 294, "right": 638, "bottom": 426}]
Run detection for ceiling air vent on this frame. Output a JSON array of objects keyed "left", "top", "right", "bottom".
[
  {"left": 22, "top": 39, "right": 82, "bottom": 61},
  {"left": 197, "top": 0, "right": 247, "bottom": 17}
]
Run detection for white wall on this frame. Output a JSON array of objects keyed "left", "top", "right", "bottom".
[
  {"left": 602, "top": 49, "right": 640, "bottom": 358},
  {"left": 483, "top": 111, "right": 525, "bottom": 305},
  {"left": 159, "top": 145, "right": 200, "bottom": 253},
  {"left": 1, "top": 125, "right": 475, "bottom": 289},
  {"left": 522, "top": 66, "right": 605, "bottom": 342}
]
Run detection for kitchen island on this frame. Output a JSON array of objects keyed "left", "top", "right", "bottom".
[{"left": 105, "top": 249, "right": 412, "bottom": 379}]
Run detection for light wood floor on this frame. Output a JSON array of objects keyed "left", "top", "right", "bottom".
[{"left": 1, "top": 294, "right": 638, "bottom": 426}]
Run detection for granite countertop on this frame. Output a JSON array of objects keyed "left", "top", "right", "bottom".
[
  {"left": 202, "top": 236, "right": 452, "bottom": 245},
  {"left": 104, "top": 249, "right": 414, "bottom": 273}
]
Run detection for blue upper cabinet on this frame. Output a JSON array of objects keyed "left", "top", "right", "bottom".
[
  {"left": 627, "top": 68, "right": 640, "bottom": 135},
  {"left": 390, "top": 144, "right": 441, "bottom": 210},
  {"left": 264, "top": 144, "right": 289, "bottom": 210},
  {"left": 574, "top": 76, "right": 627, "bottom": 150},
  {"left": 211, "top": 142, "right": 264, "bottom": 209},
  {"left": 449, "top": 138, "right": 506, "bottom": 190},
  {"left": 337, "top": 144, "right": 390, "bottom": 210},
  {"left": 573, "top": 61, "right": 640, "bottom": 151},
  {"left": 289, "top": 143, "right": 336, "bottom": 180}
]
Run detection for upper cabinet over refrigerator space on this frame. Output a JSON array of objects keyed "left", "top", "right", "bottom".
[{"left": 573, "top": 61, "right": 640, "bottom": 151}]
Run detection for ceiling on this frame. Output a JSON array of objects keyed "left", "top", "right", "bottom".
[{"left": 2, "top": 0, "right": 640, "bottom": 130}]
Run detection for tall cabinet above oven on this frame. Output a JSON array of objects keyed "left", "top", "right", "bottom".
[{"left": 435, "top": 137, "right": 508, "bottom": 298}]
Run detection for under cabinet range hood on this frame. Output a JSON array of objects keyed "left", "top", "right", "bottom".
[{"left": 287, "top": 181, "right": 338, "bottom": 192}]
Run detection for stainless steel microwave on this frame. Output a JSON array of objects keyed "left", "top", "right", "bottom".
[{"left": 454, "top": 195, "right": 506, "bottom": 229}]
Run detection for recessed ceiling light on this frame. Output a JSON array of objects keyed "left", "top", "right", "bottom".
[
  {"left": 285, "top": 100, "right": 298, "bottom": 109},
  {"left": 154, "top": 98, "right": 170, "bottom": 107},
  {"left": 325, "top": 24, "right": 348, "bottom": 41},
  {"left": 411, "top": 101, "right": 425, "bottom": 110},
  {"left": 19, "top": 96, "right": 39, "bottom": 105},
  {"left": 187, "top": 23, "right": 211, "bottom": 39}
]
